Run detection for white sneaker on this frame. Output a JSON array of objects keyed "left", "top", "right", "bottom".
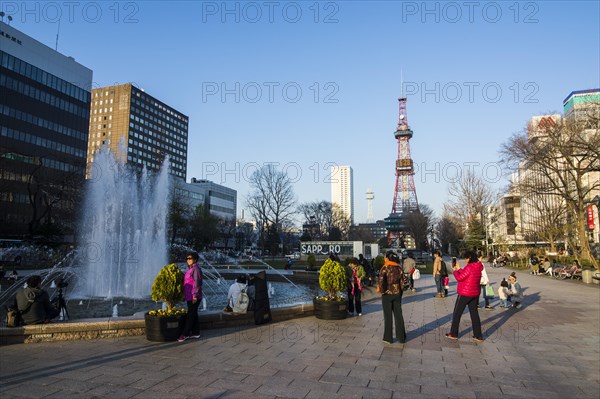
[
  {"left": 358, "top": 313, "right": 362, "bottom": 316},
  {"left": 190, "top": 334, "right": 201, "bottom": 339}
]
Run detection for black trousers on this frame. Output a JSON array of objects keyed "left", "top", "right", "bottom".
[
  {"left": 449, "top": 294, "right": 482, "bottom": 338},
  {"left": 348, "top": 285, "right": 362, "bottom": 314},
  {"left": 381, "top": 293, "right": 406, "bottom": 343},
  {"left": 181, "top": 299, "right": 200, "bottom": 336}
]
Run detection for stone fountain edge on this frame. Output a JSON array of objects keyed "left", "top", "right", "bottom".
[{"left": 0, "top": 301, "right": 317, "bottom": 346}]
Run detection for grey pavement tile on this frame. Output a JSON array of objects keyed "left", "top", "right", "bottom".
[
  {"left": 318, "top": 372, "right": 370, "bottom": 387},
  {"left": 88, "top": 373, "right": 143, "bottom": 387},
  {"left": 254, "top": 382, "right": 310, "bottom": 398},
  {"left": 85, "top": 384, "right": 144, "bottom": 398},
  {"left": 410, "top": 375, "right": 448, "bottom": 388},
  {"left": 421, "top": 384, "right": 478, "bottom": 398},
  {"left": 336, "top": 384, "right": 393, "bottom": 399},
  {"left": 49, "top": 369, "right": 104, "bottom": 382},
  {"left": 172, "top": 384, "right": 228, "bottom": 397},
  {"left": 290, "top": 378, "right": 340, "bottom": 393},
  {"left": 0, "top": 384, "right": 61, "bottom": 399},
  {"left": 45, "top": 390, "right": 104, "bottom": 399},
  {"left": 208, "top": 377, "right": 263, "bottom": 393},
  {"left": 233, "top": 364, "right": 278, "bottom": 377},
  {"left": 122, "top": 368, "right": 177, "bottom": 382},
  {"left": 126, "top": 378, "right": 163, "bottom": 390},
  {"left": 322, "top": 366, "right": 350, "bottom": 377},
  {"left": 131, "top": 390, "right": 188, "bottom": 399},
  {"left": 366, "top": 379, "right": 421, "bottom": 393},
  {"left": 47, "top": 378, "right": 98, "bottom": 394},
  {"left": 500, "top": 384, "right": 562, "bottom": 398},
  {"left": 218, "top": 389, "right": 277, "bottom": 399}
]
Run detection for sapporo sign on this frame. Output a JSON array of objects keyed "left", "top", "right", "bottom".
[{"left": 300, "top": 241, "right": 362, "bottom": 258}]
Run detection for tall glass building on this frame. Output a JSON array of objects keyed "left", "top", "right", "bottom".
[
  {"left": 0, "top": 22, "right": 92, "bottom": 238},
  {"left": 331, "top": 165, "right": 354, "bottom": 224}
]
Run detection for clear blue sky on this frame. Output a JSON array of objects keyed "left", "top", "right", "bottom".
[{"left": 3, "top": 1, "right": 599, "bottom": 225}]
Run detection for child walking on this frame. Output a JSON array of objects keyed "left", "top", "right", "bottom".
[{"left": 498, "top": 280, "right": 510, "bottom": 308}]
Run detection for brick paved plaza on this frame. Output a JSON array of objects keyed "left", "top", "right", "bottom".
[{"left": 1, "top": 265, "right": 599, "bottom": 399}]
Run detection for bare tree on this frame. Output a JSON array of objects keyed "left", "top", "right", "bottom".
[
  {"left": 444, "top": 169, "right": 494, "bottom": 227},
  {"left": 246, "top": 164, "right": 297, "bottom": 254},
  {"left": 501, "top": 112, "right": 599, "bottom": 267},
  {"left": 405, "top": 204, "right": 436, "bottom": 251},
  {"left": 168, "top": 181, "right": 193, "bottom": 246},
  {"left": 298, "top": 200, "right": 332, "bottom": 240},
  {"left": 331, "top": 203, "right": 351, "bottom": 240},
  {"left": 436, "top": 212, "right": 461, "bottom": 255},
  {"left": 298, "top": 200, "right": 350, "bottom": 240},
  {"left": 519, "top": 181, "right": 567, "bottom": 252},
  {"left": 443, "top": 169, "right": 494, "bottom": 253}
]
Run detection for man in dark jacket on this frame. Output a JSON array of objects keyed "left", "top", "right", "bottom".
[{"left": 15, "top": 275, "right": 60, "bottom": 325}]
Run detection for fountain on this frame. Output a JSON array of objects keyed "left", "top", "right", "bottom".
[
  {"left": 0, "top": 146, "right": 319, "bottom": 323},
  {"left": 76, "top": 146, "right": 169, "bottom": 298}
]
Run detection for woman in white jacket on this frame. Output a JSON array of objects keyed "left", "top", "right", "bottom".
[
  {"left": 225, "top": 275, "right": 247, "bottom": 312},
  {"left": 479, "top": 254, "right": 492, "bottom": 309}
]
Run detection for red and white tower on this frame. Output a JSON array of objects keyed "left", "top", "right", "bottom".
[{"left": 385, "top": 97, "right": 419, "bottom": 246}]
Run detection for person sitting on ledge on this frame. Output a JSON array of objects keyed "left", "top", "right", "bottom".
[
  {"left": 15, "top": 275, "right": 60, "bottom": 325},
  {"left": 224, "top": 274, "right": 247, "bottom": 313}
]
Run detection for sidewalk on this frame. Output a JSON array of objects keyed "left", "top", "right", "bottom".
[{"left": 1, "top": 266, "right": 598, "bottom": 398}]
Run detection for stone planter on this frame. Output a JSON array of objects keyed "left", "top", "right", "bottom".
[
  {"left": 313, "top": 298, "right": 348, "bottom": 320},
  {"left": 144, "top": 313, "right": 186, "bottom": 341}
]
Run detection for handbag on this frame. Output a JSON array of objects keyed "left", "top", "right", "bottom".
[
  {"left": 485, "top": 284, "right": 495, "bottom": 299},
  {"left": 413, "top": 269, "right": 421, "bottom": 280},
  {"left": 5, "top": 300, "right": 32, "bottom": 327},
  {"left": 5, "top": 306, "right": 22, "bottom": 327}
]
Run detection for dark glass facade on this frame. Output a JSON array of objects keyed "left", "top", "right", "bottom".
[{"left": 0, "top": 50, "right": 91, "bottom": 237}]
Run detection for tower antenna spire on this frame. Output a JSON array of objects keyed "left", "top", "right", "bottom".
[
  {"left": 55, "top": 19, "right": 61, "bottom": 51},
  {"left": 400, "top": 68, "right": 403, "bottom": 98}
]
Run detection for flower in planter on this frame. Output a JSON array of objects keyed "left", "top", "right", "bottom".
[
  {"left": 149, "top": 263, "right": 185, "bottom": 315},
  {"left": 148, "top": 308, "right": 186, "bottom": 317},
  {"left": 317, "top": 257, "right": 348, "bottom": 301}
]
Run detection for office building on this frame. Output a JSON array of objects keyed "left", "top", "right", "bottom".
[
  {"left": 185, "top": 178, "right": 237, "bottom": 220},
  {"left": 87, "top": 83, "right": 188, "bottom": 181},
  {"left": 331, "top": 165, "right": 354, "bottom": 223},
  {"left": 0, "top": 22, "right": 92, "bottom": 237},
  {"left": 563, "top": 89, "right": 600, "bottom": 120}
]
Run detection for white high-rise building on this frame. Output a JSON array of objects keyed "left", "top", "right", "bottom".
[{"left": 331, "top": 166, "right": 354, "bottom": 223}]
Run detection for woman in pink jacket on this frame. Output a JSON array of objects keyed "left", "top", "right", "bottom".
[
  {"left": 178, "top": 251, "right": 203, "bottom": 342},
  {"left": 446, "top": 251, "right": 484, "bottom": 342}
]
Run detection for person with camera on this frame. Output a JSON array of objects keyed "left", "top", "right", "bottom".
[{"left": 14, "top": 275, "right": 60, "bottom": 325}]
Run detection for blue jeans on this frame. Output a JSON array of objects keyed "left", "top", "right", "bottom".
[
  {"left": 435, "top": 275, "right": 443, "bottom": 294},
  {"left": 480, "top": 285, "right": 490, "bottom": 307}
]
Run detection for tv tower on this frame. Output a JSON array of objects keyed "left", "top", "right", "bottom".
[
  {"left": 366, "top": 189, "right": 374, "bottom": 223},
  {"left": 384, "top": 96, "right": 419, "bottom": 246}
]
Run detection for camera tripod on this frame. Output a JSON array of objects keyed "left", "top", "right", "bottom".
[{"left": 54, "top": 287, "right": 69, "bottom": 321}]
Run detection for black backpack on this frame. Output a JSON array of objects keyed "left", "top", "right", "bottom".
[{"left": 440, "top": 260, "right": 448, "bottom": 277}]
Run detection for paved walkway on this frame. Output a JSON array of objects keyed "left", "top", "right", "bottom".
[{"left": 1, "top": 265, "right": 599, "bottom": 399}]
